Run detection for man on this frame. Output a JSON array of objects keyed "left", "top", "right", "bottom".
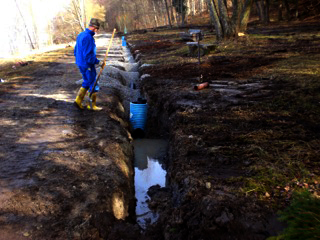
[{"left": 74, "top": 18, "right": 104, "bottom": 111}]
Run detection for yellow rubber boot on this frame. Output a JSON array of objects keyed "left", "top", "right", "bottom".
[
  {"left": 87, "top": 93, "right": 102, "bottom": 111},
  {"left": 74, "top": 87, "right": 87, "bottom": 109}
]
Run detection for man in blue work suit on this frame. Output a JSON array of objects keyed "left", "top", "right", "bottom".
[{"left": 74, "top": 18, "right": 105, "bottom": 111}]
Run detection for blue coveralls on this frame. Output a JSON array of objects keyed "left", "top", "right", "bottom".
[{"left": 74, "top": 28, "right": 100, "bottom": 93}]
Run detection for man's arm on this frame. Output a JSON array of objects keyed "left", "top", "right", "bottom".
[{"left": 82, "top": 37, "right": 99, "bottom": 65}]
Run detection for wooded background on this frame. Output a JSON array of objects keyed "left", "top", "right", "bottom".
[{"left": 1, "top": 0, "right": 319, "bottom": 57}]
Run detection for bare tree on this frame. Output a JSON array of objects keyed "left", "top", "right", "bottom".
[
  {"left": 14, "top": 0, "right": 35, "bottom": 49},
  {"left": 70, "top": 0, "right": 86, "bottom": 31},
  {"left": 172, "top": 0, "right": 187, "bottom": 26},
  {"left": 164, "top": 0, "right": 173, "bottom": 28},
  {"left": 207, "top": 0, "right": 254, "bottom": 40},
  {"left": 256, "top": 0, "right": 270, "bottom": 24}
]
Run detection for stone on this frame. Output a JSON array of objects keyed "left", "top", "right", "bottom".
[{"left": 215, "top": 210, "right": 234, "bottom": 225}]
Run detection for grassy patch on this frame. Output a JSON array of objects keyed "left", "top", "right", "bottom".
[{"left": 268, "top": 190, "right": 320, "bottom": 240}]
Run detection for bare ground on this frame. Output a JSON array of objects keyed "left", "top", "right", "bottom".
[
  {"left": 0, "top": 19, "right": 319, "bottom": 240},
  {"left": 128, "top": 20, "right": 320, "bottom": 239},
  {"left": 0, "top": 47, "right": 138, "bottom": 239}
]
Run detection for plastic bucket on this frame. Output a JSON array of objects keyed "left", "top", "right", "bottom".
[
  {"left": 122, "top": 36, "right": 127, "bottom": 47},
  {"left": 130, "top": 102, "right": 148, "bottom": 131}
]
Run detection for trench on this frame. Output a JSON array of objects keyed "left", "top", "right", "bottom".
[
  {"left": 133, "top": 139, "right": 168, "bottom": 229},
  {"left": 93, "top": 33, "right": 284, "bottom": 238},
  {"left": 120, "top": 39, "right": 169, "bottom": 230},
  {"left": 119, "top": 37, "right": 169, "bottom": 230},
  {"left": 93, "top": 34, "right": 169, "bottom": 230}
]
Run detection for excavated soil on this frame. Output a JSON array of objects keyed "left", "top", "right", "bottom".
[{"left": 128, "top": 20, "right": 320, "bottom": 240}]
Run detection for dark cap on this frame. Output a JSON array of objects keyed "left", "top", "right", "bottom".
[{"left": 89, "top": 18, "right": 100, "bottom": 29}]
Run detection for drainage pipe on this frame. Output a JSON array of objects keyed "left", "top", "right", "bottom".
[{"left": 194, "top": 82, "right": 209, "bottom": 90}]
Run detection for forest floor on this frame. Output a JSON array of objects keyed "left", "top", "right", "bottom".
[
  {"left": 127, "top": 19, "right": 320, "bottom": 239},
  {"left": 0, "top": 18, "right": 319, "bottom": 240}
]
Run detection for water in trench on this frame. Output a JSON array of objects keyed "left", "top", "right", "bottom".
[{"left": 133, "top": 138, "right": 168, "bottom": 229}]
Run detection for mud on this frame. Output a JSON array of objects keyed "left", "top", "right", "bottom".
[{"left": 0, "top": 37, "right": 138, "bottom": 239}]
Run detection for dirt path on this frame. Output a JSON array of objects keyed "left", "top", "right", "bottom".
[{"left": 0, "top": 36, "right": 136, "bottom": 239}]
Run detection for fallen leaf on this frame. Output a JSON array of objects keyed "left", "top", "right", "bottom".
[
  {"left": 265, "top": 192, "right": 270, "bottom": 197},
  {"left": 284, "top": 186, "right": 290, "bottom": 191}
]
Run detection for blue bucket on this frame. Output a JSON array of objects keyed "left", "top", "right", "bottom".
[
  {"left": 130, "top": 102, "right": 148, "bottom": 131},
  {"left": 122, "top": 36, "right": 127, "bottom": 47}
]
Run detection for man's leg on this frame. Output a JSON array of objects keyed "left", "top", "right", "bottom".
[
  {"left": 74, "top": 87, "right": 87, "bottom": 109},
  {"left": 74, "top": 66, "right": 90, "bottom": 109},
  {"left": 87, "top": 67, "right": 102, "bottom": 111}
]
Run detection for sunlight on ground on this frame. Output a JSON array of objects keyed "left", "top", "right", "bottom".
[
  {"left": 0, "top": 119, "right": 18, "bottom": 127},
  {"left": 112, "top": 192, "right": 127, "bottom": 220},
  {"left": 20, "top": 93, "right": 74, "bottom": 102}
]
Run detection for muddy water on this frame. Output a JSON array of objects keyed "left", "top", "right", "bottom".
[{"left": 133, "top": 139, "right": 168, "bottom": 229}]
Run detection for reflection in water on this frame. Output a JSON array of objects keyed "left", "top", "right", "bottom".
[{"left": 133, "top": 139, "right": 167, "bottom": 229}]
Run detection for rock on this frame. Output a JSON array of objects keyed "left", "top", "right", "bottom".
[
  {"left": 184, "top": 177, "right": 190, "bottom": 185},
  {"left": 208, "top": 146, "right": 222, "bottom": 153},
  {"left": 147, "top": 184, "right": 162, "bottom": 197},
  {"left": 139, "top": 64, "right": 153, "bottom": 71},
  {"left": 215, "top": 209, "right": 234, "bottom": 225},
  {"left": 140, "top": 74, "right": 151, "bottom": 80},
  {"left": 214, "top": 190, "right": 236, "bottom": 199},
  {"left": 62, "top": 129, "right": 73, "bottom": 136},
  {"left": 243, "top": 160, "right": 252, "bottom": 166},
  {"left": 135, "top": 53, "right": 142, "bottom": 61},
  {"left": 201, "top": 196, "right": 217, "bottom": 218}
]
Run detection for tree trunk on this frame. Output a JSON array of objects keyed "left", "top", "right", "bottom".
[
  {"left": 192, "top": 0, "right": 196, "bottom": 15},
  {"left": 283, "top": 0, "right": 291, "bottom": 20},
  {"left": 199, "top": 0, "right": 204, "bottom": 12},
  {"left": 181, "top": 0, "right": 185, "bottom": 26},
  {"left": 278, "top": 0, "right": 283, "bottom": 21},
  {"left": 207, "top": 0, "right": 253, "bottom": 40},
  {"left": 265, "top": 0, "right": 270, "bottom": 23},
  {"left": 218, "top": 0, "right": 231, "bottom": 37},
  {"left": 71, "top": 0, "right": 85, "bottom": 31},
  {"left": 152, "top": 1, "right": 159, "bottom": 28},
  {"left": 295, "top": 0, "right": 299, "bottom": 19},
  {"left": 164, "top": 0, "right": 172, "bottom": 28},
  {"left": 207, "top": 0, "right": 223, "bottom": 39},
  {"left": 240, "top": 0, "right": 253, "bottom": 31},
  {"left": 14, "top": 0, "right": 35, "bottom": 50},
  {"left": 256, "top": 0, "right": 266, "bottom": 23},
  {"left": 81, "top": 0, "right": 86, "bottom": 28}
]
